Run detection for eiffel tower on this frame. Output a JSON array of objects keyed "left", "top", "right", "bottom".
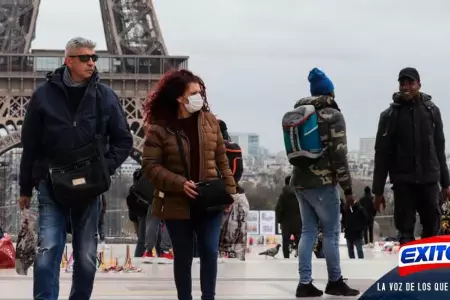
[
  {"left": 0, "top": 0, "right": 188, "bottom": 160},
  {"left": 0, "top": 0, "right": 188, "bottom": 232}
]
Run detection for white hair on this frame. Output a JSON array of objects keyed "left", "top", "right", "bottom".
[{"left": 65, "top": 37, "right": 96, "bottom": 56}]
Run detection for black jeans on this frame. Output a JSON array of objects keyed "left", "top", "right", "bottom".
[
  {"left": 193, "top": 234, "right": 199, "bottom": 258},
  {"left": 346, "top": 237, "right": 364, "bottom": 259},
  {"left": 363, "top": 220, "right": 374, "bottom": 244},
  {"left": 281, "top": 231, "right": 300, "bottom": 258},
  {"left": 393, "top": 183, "right": 440, "bottom": 245},
  {"left": 165, "top": 211, "right": 222, "bottom": 300}
]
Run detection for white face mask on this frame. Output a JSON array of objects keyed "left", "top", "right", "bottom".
[{"left": 184, "top": 94, "right": 204, "bottom": 113}]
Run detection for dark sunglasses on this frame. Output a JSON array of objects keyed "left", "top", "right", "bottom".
[{"left": 69, "top": 54, "right": 98, "bottom": 62}]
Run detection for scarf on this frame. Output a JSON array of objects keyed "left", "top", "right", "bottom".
[{"left": 63, "top": 67, "right": 88, "bottom": 87}]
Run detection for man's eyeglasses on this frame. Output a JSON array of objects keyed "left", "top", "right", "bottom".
[{"left": 69, "top": 54, "right": 98, "bottom": 62}]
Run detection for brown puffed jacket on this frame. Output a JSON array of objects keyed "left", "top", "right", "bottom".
[{"left": 141, "top": 111, "right": 237, "bottom": 219}]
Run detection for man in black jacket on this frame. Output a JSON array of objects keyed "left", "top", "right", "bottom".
[
  {"left": 359, "top": 187, "right": 376, "bottom": 246},
  {"left": 18, "top": 37, "right": 132, "bottom": 300},
  {"left": 372, "top": 67, "right": 450, "bottom": 245},
  {"left": 276, "top": 176, "right": 302, "bottom": 258}
]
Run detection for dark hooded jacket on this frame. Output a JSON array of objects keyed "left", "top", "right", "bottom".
[
  {"left": 359, "top": 192, "right": 376, "bottom": 222},
  {"left": 275, "top": 186, "right": 302, "bottom": 234},
  {"left": 19, "top": 66, "right": 133, "bottom": 197},
  {"left": 372, "top": 92, "right": 449, "bottom": 195},
  {"left": 343, "top": 202, "right": 367, "bottom": 240}
]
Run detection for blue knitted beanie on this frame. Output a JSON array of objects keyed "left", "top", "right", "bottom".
[{"left": 308, "top": 68, "right": 334, "bottom": 96}]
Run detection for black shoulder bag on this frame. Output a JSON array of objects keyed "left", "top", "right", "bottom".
[
  {"left": 48, "top": 88, "right": 111, "bottom": 207},
  {"left": 175, "top": 131, "right": 233, "bottom": 212},
  {"left": 130, "top": 169, "right": 154, "bottom": 206}
]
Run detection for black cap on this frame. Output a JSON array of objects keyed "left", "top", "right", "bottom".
[{"left": 398, "top": 67, "right": 420, "bottom": 82}]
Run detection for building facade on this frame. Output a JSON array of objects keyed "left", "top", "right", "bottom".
[
  {"left": 358, "top": 137, "right": 376, "bottom": 161},
  {"left": 229, "top": 132, "right": 261, "bottom": 158}
]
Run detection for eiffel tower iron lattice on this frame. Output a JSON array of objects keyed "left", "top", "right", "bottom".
[
  {"left": 0, "top": 0, "right": 189, "bottom": 161},
  {"left": 0, "top": 0, "right": 167, "bottom": 55}
]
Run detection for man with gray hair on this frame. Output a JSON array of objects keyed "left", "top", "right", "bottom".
[{"left": 18, "top": 37, "right": 132, "bottom": 299}]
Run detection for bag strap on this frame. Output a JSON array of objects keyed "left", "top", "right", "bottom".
[
  {"left": 94, "top": 86, "right": 104, "bottom": 140},
  {"left": 423, "top": 101, "right": 436, "bottom": 128},
  {"left": 385, "top": 104, "right": 399, "bottom": 138},
  {"left": 93, "top": 86, "right": 106, "bottom": 158},
  {"left": 423, "top": 101, "right": 439, "bottom": 154},
  {"left": 175, "top": 131, "right": 190, "bottom": 180},
  {"left": 175, "top": 130, "right": 223, "bottom": 180}
]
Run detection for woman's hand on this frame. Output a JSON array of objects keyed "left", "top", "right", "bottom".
[{"left": 183, "top": 180, "right": 199, "bottom": 199}]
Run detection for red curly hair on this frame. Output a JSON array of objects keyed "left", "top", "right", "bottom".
[{"left": 143, "top": 69, "right": 209, "bottom": 126}]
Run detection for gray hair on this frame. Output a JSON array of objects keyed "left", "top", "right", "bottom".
[{"left": 65, "top": 37, "right": 96, "bottom": 56}]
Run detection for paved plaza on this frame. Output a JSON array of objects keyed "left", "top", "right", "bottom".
[{"left": 0, "top": 244, "right": 397, "bottom": 299}]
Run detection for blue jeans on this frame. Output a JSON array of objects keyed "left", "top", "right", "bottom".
[
  {"left": 165, "top": 211, "right": 222, "bottom": 300},
  {"left": 346, "top": 237, "right": 364, "bottom": 259},
  {"left": 135, "top": 216, "right": 147, "bottom": 257},
  {"left": 295, "top": 184, "right": 342, "bottom": 283},
  {"left": 145, "top": 209, "right": 171, "bottom": 253},
  {"left": 33, "top": 181, "right": 100, "bottom": 300},
  {"left": 135, "top": 213, "right": 172, "bottom": 257}
]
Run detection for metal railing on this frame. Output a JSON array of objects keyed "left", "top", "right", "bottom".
[
  {"left": 0, "top": 149, "right": 137, "bottom": 240},
  {"left": 0, "top": 53, "right": 189, "bottom": 75}
]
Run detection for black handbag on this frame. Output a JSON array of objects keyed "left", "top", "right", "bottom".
[
  {"left": 175, "top": 130, "right": 233, "bottom": 212},
  {"left": 130, "top": 169, "right": 154, "bottom": 206},
  {"left": 48, "top": 88, "right": 111, "bottom": 206}
]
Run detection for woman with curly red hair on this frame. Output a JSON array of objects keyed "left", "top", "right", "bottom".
[{"left": 141, "top": 69, "right": 236, "bottom": 300}]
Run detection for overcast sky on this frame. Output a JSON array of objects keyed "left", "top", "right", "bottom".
[{"left": 32, "top": 0, "right": 450, "bottom": 152}]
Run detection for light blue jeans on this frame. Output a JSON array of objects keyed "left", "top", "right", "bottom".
[{"left": 295, "top": 184, "right": 342, "bottom": 283}]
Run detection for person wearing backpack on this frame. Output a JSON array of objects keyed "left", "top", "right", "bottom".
[
  {"left": 127, "top": 168, "right": 172, "bottom": 259},
  {"left": 372, "top": 67, "right": 450, "bottom": 245},
  {"left": 217, "top": 119, "right": 249, "bottom": 260},
  {"left": 282, "top": 68, "right": 359, "bottom": 297},
  {"left": 127, "top": 169, "right": 149, "bottom": 257},
  {"left": 218, "top": 120, "right": 244, "bottom": 186}
]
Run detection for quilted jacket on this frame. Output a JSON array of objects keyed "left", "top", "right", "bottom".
[{"left": 142, "top": 111, "right": 236, "bottom": 219}]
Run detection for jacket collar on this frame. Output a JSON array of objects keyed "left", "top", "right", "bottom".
[
  {"left": 46, "top": 65, "right": 100, "bottom": 85},
  {"left": 294, "top": 95, "right": 340, "bottom": 111}
]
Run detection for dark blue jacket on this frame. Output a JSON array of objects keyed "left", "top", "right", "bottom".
[{"left": 19, "top": 66, "right": 133, "bottom": 196}]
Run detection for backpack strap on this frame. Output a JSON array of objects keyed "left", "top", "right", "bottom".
[
  {"left": 384, "top": 103, "right": 400, "bottom": 138},
  {"left": 386, "top": 100, "right": 437, "bottom": 144},
  {"left": 387, "top": 100, "right": 436, "bottom": 131},
  {"left": 422, "top": 100, "right": 436, "bottom": 128}
]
